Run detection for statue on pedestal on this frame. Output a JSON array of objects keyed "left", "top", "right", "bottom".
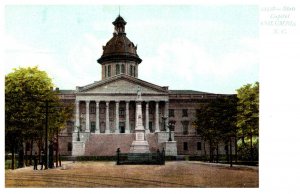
[{"left": 130, "top": 85, "right": 150, "bottom": 153}]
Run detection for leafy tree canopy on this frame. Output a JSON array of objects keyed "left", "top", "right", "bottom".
[
  {"left": 5, "top": 66, "right": 72, "bottom": 142},
  {"left": 194, "top": 95, "right": 237, "bottom": 147},
  {"left": 236, "top": 81, "right": 259, "bottom": 144}
]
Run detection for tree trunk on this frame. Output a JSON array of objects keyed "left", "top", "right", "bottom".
[
  {"left": 242, "top": 129, "right": 246, "bottom": 145},
  {"left": 29, "top": 139, "right": 33, "bottom": 165},
  {"left": 18, "top": 146, "right": 24, "bottom": 168},
  {"left": 11, "top": 143, "right": 15, "bottom": 170},
  {"left": 250, "top": 130, "right": 253, "bottom": 162},
  {"left": 38, "top": 139, "right": 42, "bottom": 164},
  {"left": 216, "top": 144, "right": 219, "bottom": 163},
  {"left": 209, "top": 140, "right": 213, "bottom": 163},
  {"left": 230, "top": 137, "right": 233, "bottom": 167},
  {"left": 56, "top": 130, "right": 58, "bottom": 167},
  {"left": 226, "top": 141, "right": 229, "bottom": 163},
  {"left": 235, "top": 136, "right": 238, "bottom": 163},
  {"left": 25, "top": 142, "right": 28, "bottom": 166},
  {"left": 204, "top": 141, "right": 206, "bottom": 158}
]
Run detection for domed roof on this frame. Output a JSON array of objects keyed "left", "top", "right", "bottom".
[{"left": 97, "top": 16, "right": 142, "bottom": 64}]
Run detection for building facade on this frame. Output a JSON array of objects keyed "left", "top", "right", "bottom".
[{"left": 58, "top": 16, "right": 232, "bottom": 157}]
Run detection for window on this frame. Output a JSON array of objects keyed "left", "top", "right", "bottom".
[
  {"left": 149, "top": 108, "right": 153, "bottom": 114},
  {"left": 108, "top": 65, "right": 111, "bottom": 77},
  {"left": 116, "top": 64, "right": 120, "bottom": 75},
  {"left": 121, "top": 64, "right": 125, "bottom": 73},
  {"left": 183, "top": 142, "right": 188, "bottom": 151},
  {"left": 182, "top": 109, "right": 188, "bottom": 117},
  {"left": 119, "top": 108, "right": 125, "bottom": 117},
  {"left": 100, "top": 108, "right": 105, "bottom": 114},
  {"left": 68, "top": 142, "right": 72, "bottom": 151},
  {"left": 133, "top": 66, "right": 136, "bottom": 77},
  {"left": 67, "top": 121, "right": 74, "bottom": 133},
  {"left": 149, "top": 122, "right": 153, "bottom": 131},
  {"left": 182, "top": 121, "right": 189, "bottom": 135},
  {"left": 119, "top": 122, "right": 125, "bottom": 133},
  {"left": 90, "top": 121, "right": 96, "bottom": 133},
  {"left": 197, "top": 142, "right": 202, "bottom": 150},
  {"left": 90, "top": 103, "right": 96, "bottom": 114},
  {"left": 130, "top": 65, "right": 133, "bottom": 76},
  {"left": 169, "top": 109, "right": 174, "bottom": 117},
  {"left": 105, "top": 66, "right": 107, "bottom": 78}
]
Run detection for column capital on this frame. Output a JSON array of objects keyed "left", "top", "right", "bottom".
[
  {"left": 115, "top": 100, "right": 120, "bottom": 103},
  {"left": 86, "top": 100, "right": 90, "bottom": 103}
]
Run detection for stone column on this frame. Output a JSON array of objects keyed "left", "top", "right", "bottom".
[
  {"left": 155, "top": 101, "right": 160, "bottom": 132},
  {"left": 145, "top": 101, "right": 149, "bottom": 133},
  {"left": 135, "top": 101, "right": 138, "bottom": 130},
  {"left": 75, "top": 100, "right": 80, "bottom": 132},
  {"left": 115, "top": 101, "right": 119, "bottom": 134},
  {"left": 125, "top": 101, "right": 130, "bottom": 133},
  {"left": 105, "top": 101, "right": 110, "bottom": 133},
  {"left": 85, "top": 100, "right": 90, "bottom": 132},
  {"left": 165, "top": 101, "right": 169, "bottom": 132},
  {"left": 96, "top": 101, "right": 100, "bottom": 134}
]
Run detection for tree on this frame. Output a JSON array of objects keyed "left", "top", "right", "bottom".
[
  {"left": 194, "top": 95, "right": 237, "bottom": 163},
  {"left": 5, "top": 66, "right": 73, "bottom": 169},
  {"left": 236, "top": 82, "right": 259, "bottom": 162}
]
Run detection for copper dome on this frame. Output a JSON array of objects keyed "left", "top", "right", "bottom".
[{"left": 97, "top": 16, "right": 142, "bottom": 64}]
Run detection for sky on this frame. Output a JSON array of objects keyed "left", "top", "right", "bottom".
[
  {"left": 4, "top": 5, "right": 259, "bottom": 94},
  {"left": 2, "top": 1, "right": 300, "bottom": 194}
]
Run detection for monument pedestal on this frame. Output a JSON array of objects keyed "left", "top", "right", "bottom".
[
  {"left": 130, "top": 131, "right": 150, "bottom": 153},
  {"left": 72, "top": 141, "right": 85, "bottom": 156},
  {"left": 130, "top": 141, "right": 150, "bottom": 153},
  {"left": 163, "top": 141, "right": 178, "bottom": 156}
]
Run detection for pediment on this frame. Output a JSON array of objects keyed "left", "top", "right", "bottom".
[{"left": 77, "top": 75, "right": 168, "bottom": 95}]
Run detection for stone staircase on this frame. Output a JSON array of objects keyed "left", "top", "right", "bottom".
[{"left": 84, "top": 133, "right": 160, "bottom": 156}]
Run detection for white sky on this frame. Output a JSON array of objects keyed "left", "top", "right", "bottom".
[{"left": 4, "top": 5, "right": 259, "bottom": 94}]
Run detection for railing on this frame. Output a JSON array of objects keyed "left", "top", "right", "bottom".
[{"left": 116, "top": 148, "right": 165, "bottom": 165}]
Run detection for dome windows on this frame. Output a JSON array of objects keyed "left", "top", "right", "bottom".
[
  {"left": 116, "top": 64, "right": 125, "bottom": 75},
  {"left": 116, "top": 64, "right": 120, "bottom": 75}
]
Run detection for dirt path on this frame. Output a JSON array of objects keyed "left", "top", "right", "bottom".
[{"left": 5, "top": 161, "right": 258, "bottom": 188}]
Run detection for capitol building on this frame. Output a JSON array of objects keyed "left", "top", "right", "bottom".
[{"left": 58, "top": 15, "right": 231, "bottom": 157}]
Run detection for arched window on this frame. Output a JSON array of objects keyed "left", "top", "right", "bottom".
[{"left": 116, "top": 64, "right": 120, "bottom": 75}]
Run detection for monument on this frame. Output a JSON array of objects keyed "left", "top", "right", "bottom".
[{"left": 130, "top": 86, "right": 150, "bottom": 153}]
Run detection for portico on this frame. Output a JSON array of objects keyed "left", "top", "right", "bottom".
[{"left": 74, "top": 98, "right": 169, "bottom": 134}]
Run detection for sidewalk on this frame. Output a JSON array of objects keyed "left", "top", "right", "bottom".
[{"left": 188, "top": 160, "right": 259, "bottom": 170}]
